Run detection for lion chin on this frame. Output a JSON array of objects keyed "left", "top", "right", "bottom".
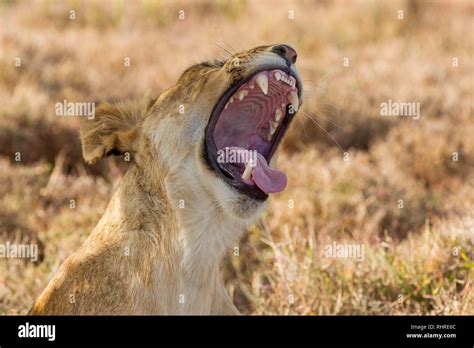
[{"left": 30, "top": 44, "right": 303, "bottom": 315}]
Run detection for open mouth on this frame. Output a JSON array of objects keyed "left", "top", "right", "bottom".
[{"left": 204, "top": 68, "right": 301, "bottom": 201}]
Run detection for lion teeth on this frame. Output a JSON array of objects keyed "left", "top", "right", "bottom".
[
  {"left": 274, "top": 71, "right": 282, "bottom": 81},
  {"left": 270, "top": 121, "right": 279, "bottom": 131},
  {"left": 289, "top": 76, "right": 296, "bottom": 88},
  {"left": 225, "top": 102, "right": 229, "bottom": 109},
  {"left": 274, "top": 109, "right": 283, "bottom": 121},
  {"left": 238, "top": 90, "right": 248, "bottom": 100},
  {"left": 255, "top": 73, "right": 268, "bottom": 95},
  {"left": 241, "top": 160, "right": 253, "bottom": 180},
  {"left": 288, "top": 91, "right": 299, "bottom": 112},
  {"left": 267, "top": 121, "right": 279, "bottom": 140}
]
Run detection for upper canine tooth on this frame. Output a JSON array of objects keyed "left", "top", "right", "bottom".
[
  {"left": 274, "top": 71, "right": 282, "bottom": 81},
  {"left": 242, "top": 159, "right": 253, "bottom": 180},
  {"left": 238, "top": 90, "right": 248, "bottom": 100},
  {"left": 288, "top": 91, "right": 299, "bottom": 112},
  {"left": 255, "top": 73, "right": 268, "bottom": 95},
  {"left": 274, "top": 109, "right": 283, "bottom": 121}
]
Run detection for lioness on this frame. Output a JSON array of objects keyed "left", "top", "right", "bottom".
[{"left": 30, "top": 44, "right": 302, "bottom": 315}]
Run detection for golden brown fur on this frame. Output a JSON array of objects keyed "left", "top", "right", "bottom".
[{"left": 30, "top": 44, "right": 302, "bottom": 315}]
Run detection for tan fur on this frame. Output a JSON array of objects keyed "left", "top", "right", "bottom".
[{"left": 30, "top": 45, "right": 301, "bottom": 315}]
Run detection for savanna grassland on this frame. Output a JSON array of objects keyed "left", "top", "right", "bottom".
[{"left": 0, "top": 0, "right": 472, "bottom": 315}]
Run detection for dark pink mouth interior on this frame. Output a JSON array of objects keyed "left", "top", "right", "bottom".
[{"left": 213, "top": 69, "right": 299, "bottom": 194}]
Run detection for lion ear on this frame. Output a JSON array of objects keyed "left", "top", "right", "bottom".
[{"left": 80, "top": 92, "right": 156, "bottom": 164}]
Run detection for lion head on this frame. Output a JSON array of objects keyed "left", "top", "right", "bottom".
[{"left": 81, "top": 44, "right": 303, "bottom": 223}]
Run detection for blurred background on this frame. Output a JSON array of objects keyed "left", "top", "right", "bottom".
[{"left": 0, "top": 0, "right": 472, "bottom": 314}]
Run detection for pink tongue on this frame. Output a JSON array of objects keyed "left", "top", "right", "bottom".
[{"left": 248, "top": 152, "right": 287, "bottom": 194}]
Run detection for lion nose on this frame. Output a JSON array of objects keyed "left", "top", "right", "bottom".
[{"left": 272, "top": 44, "right": 297, "bottom": 66}]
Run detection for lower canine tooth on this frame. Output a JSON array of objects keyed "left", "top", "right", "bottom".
[
  {"left": 242, "top": 160, "right": 253, "bottom": 180},
  {"left": 255, "top": 73, "right": 268, "bottom": 95},
  {"left": 288, "top": 91, "right": 299, "bottom": 112}
]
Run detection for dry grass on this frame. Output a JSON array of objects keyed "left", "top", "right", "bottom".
[{"left": 0, "top": 0, "right": 472, "bottom": 315}]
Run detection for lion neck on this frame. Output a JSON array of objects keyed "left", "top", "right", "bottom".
[{"left": 113, "top": 158, "right": 247, "bottom": 313}]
